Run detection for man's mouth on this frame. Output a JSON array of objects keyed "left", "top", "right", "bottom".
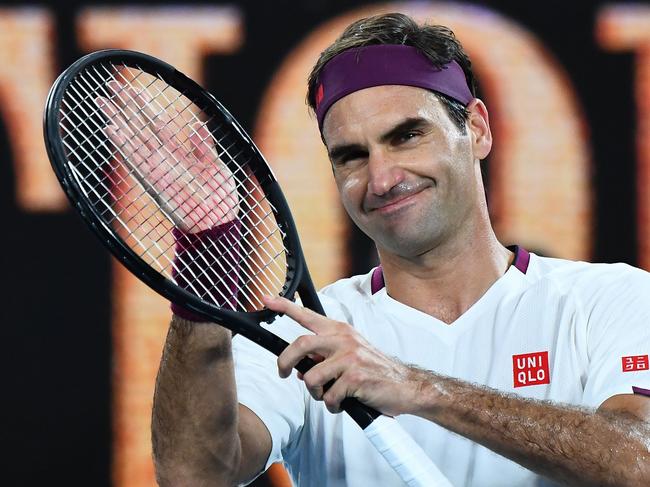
[{"left": 364, "top": 181, "right": 431, "bottom": 213}]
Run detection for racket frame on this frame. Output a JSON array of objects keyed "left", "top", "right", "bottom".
[{"left": 44, "top": 50, "right": 310, "bottom": 341}]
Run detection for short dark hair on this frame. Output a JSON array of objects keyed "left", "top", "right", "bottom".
[{"left": 307, "top": 13, "right": 476, "bottom": 133}]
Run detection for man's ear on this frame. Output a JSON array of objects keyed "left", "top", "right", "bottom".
[{"left": 466, "top": 98, "right": 492, "bottom": 160}]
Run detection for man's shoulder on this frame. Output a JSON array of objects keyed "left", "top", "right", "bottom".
[
  {"left": 527, "top": 252, "right": 650, "bottom": 303},
  {"left": 319, "top": 269, "right": 374, "bottom": 298},
  {"left": 316, "top": 269, "right": 375, "bottom": 320},
  {"left": 529, "top": 252, "right": 646, "bottom": 280}
]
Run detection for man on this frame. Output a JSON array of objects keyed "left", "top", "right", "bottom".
[{"left": 151, "top": 12, "right": 650, "bottom": 487}]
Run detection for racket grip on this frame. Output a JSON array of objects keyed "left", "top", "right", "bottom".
[
  {"left": 293, "top": 355, "right": 379, "bottom": 426},
  {"left": 295, "top": 357, "right": 452, "bottom": 485},
  {"left": 364, "top": 415, "right": 453, "bottom": 487},
  {"left": 287, "top": 344, "right": 451, "bottom": 485}
]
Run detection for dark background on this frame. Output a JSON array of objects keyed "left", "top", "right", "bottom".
[{"left": 1, "top": 1, "right": 642, "bottom": 485}]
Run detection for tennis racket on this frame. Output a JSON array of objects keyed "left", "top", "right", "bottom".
[{"left": 43, "top": 49, "right": 452, "bottom": 487}]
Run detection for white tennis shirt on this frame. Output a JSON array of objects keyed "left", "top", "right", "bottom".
[{"left": 232, "top": 250, "right": 650, "bottom": 486}]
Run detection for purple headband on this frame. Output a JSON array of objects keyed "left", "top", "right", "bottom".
[{"left": 315, "top": 44, "right": 473, "bottom": 130}]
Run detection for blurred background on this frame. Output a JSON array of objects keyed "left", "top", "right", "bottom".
[{"left": 2, "top": 0, "right": 649, "bottom": 485}]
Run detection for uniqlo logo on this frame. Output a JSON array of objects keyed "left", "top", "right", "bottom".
[
  {"left": 622, "top": 355, "right": 649, "bottom": 372},
  {"left": 513, "top": 351, "right": 550, "bottom": 388}
]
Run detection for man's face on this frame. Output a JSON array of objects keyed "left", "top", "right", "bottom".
[{"left": 321, "top": 85, "right": 485, "bottom": 258}]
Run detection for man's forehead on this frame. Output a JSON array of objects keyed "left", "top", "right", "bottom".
[{"left": 322, "top": 85, "right": 443, "bottom": 142}]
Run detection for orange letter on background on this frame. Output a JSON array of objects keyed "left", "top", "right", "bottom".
[
  {"left": 597, "top": 5, "right": 650, "bottom": 271},
  {"left": 255, "top": 2, "right": 592, "bottom": 288},
  {"left": 0, "top": 8, "right": 62, "bottom": 210},
  {"left": 77, "top": 6, "right": 242, "bottom": 80},
  {"left": 76, "top": 7, "right": 243, "bottom": 487}
]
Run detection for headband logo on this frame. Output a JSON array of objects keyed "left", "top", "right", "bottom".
[{"left": 315, "top": 83, "right": 324, "bottom": 109}]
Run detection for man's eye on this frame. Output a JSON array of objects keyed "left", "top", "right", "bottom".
[
  {"left": 337, "top": 151, "right": 366, "bottom": 166},
  {"left": 397, "top": 131, "right": 420, "bottom": 143}
]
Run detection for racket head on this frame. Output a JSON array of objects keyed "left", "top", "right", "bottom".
[{"left": 43, "top": 49, "right": 306, "bottom": 333}]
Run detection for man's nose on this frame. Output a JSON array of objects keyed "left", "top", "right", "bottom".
[{"left": 366, "top": 150, "right": 405, "bottom": 196}]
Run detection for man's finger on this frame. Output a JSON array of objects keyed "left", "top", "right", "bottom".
[
  {"left": 188, "top": 123, "right": 218, "bottom": 164},
  {"left": 106, "top": 81, "right": 164, "bottom": 153},
  {"left": 98, "top": 94, "right": 158, "bottom": 176},
  {"left": 97, "top": 96, "right": 136, "bottom": 138},
  {"left": 277, "top": 334, "right": 339, "bottom": 378},
  {"left": 301, "top": 356, "right": 347, "bottom": 399},
  {"left": 262, "top": 295, "right": 331, "bottom": 334},
  {"left": 321, "top": 368, "right": 356, "bottom": 414},
  {"left": 105, "top": 124, "right": 151, "bottom": 176}
]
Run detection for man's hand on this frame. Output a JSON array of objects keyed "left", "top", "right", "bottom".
[
  {"left": 96, "top": 81, "right": 239, "bottom": 233},
  {"left": 264, "top": 295, "right": 423, "bottom": 416}
]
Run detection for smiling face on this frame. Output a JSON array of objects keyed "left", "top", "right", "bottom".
[{"left": 322, "top": 85, "right": 491, "bottom": 258}]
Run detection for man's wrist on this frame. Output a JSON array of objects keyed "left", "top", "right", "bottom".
[
  {"left": 167, "top": 317, "right": 234, "bottom": 362},
  {"left": 170, "top": 315, "right": 232, "bottom": 342},
  {"left": 404, "top": 366, "right": 445, "bottom": 416},
  {"left": 171, "top": 219, "right": 242, "bottom": 320}
]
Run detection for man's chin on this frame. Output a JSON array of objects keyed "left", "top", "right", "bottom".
[{"left": 374, "top": 231, "right": 442, "bottom": 259}]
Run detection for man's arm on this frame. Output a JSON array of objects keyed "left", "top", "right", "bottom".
[
  {"left": 268, "top": 296, "right": 650, "bottom": 487},
  {"left": 152, "top": 316, "right": 272, "bottom": 486},
  {"left": 98, "top": 81, "right": 272, "bottom": 484},
  {"left": 409, "top": 373, "right": 650, "bottom": 487}
]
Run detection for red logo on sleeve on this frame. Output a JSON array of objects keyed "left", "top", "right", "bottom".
[
  {"left": 513, "top": 351, "right": 550, "bottom": 388},
  {"left": 622, "top": 355, "right": 649, "bottom": 372}
]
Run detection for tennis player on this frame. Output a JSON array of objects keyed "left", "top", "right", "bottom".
[{"left": 152, "top": 13, "right": 650, "bottom": 486}]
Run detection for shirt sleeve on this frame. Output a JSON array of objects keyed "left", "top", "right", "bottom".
[
  {"left": 581, "top": 264, "right": 650, "bottom": 408},
  {"left": 231, "top": 315, "right": 310, "bottom": 482}
]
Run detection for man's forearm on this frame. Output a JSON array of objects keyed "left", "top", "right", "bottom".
[
  {"left": 410, "top": 370, "right": 650, "bottom": 487},
  {"left": 152, "top": 316, "right": 241, "bottom": 486}
]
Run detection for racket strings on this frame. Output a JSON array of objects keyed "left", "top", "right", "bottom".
[
  {"left": 73, "top": 65, "right": 287, "bottom": 278},
  {"left": 68, "top": 65, "right": 272, "bottom": 245},
  {"left": 107, "top": 67, "right": 290, "bottom": 303},
  {"left": 101, "top": 80, "right": 291, "bottom": 294},
  {"left": 59, "top": 62, "right": 290, "bottom": 311},
  {"left": 70, "top": 65, "right": 265, "bottom": 235},
  {"left": 67, "top": 123, "right": 284, "bottom": 311}
]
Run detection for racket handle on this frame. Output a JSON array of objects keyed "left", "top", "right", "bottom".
[
  {"left": 262, "top": 333, "right": 452, "bottom": 485},
  {"left": 364, "top": 415, "right": 453, "bottom": 487},
  {"left": 294, "top": 356, "right": 380, "bottom": 426},
  {"left": 295, "top": 358, "right": 452, "bottom": 486}
]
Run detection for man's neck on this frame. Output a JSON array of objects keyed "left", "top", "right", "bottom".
[{"left": 378, "top": 229, "right": 513, "bottom": 324}]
